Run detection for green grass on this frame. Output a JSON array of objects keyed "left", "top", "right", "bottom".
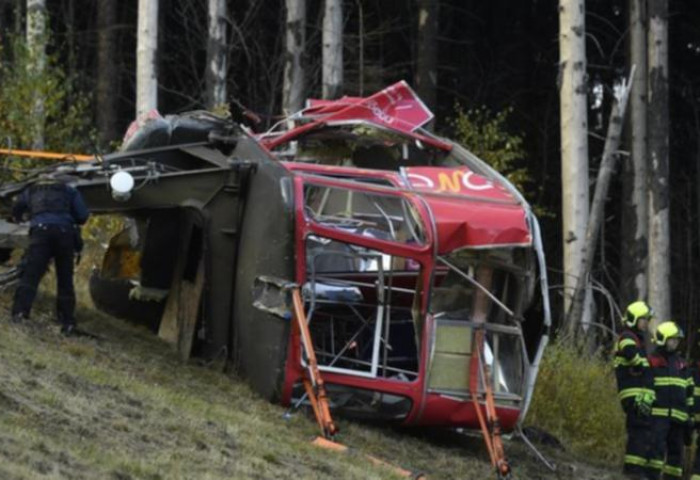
[
  {"left": 0, "top": 248, "right": 624, "bottom": 479},
  {"left": 526, "top": 341, "right": 625, "bottom": 465}
]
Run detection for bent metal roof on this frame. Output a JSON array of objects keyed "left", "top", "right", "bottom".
[{"left": 258, "top": 81, "right": 532, "bottom": 253}]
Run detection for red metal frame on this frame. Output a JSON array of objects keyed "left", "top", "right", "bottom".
[{"left": 279, "top": 162, "right": 528, "bottom": 431}]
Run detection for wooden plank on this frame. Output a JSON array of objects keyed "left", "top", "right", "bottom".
[
  {"left": 177, "top": 258, "right": 205, "bottom": 360},
  {"left": 158, "top": 271, "right": 182, "bottom": 345}
]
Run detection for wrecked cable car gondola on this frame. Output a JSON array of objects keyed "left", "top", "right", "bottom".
[{"left": 0, "top": 82, "right": 551, "bottom": 478}]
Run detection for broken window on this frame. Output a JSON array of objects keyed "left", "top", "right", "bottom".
[
  {"left": 427, "top": 320, "right": 525, "bottom": 400},
  {"left": 304, "top": 235, "right": 421, "bottom": 382},
  {"left": 427, "top": 247, "right": 535, "bottom": 401},
  {"left": 430, "top": 248, "right": 535, "bottom": 324},
  {"left": 482, "top": 326, "right": 525, "bottom": 399},
  {"left": 303, "top": 184, "right": 426, "bottom": 246}
]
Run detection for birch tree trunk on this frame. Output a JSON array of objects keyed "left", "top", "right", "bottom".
[
  {"left": 567, "top": 71, "right": 634, "bottom": 332},
  {"left": 559, "top": 0, "right": 590, "bottom": 335},
  {"left": 205, "top": 0, "right": 228, "bottom": 110},
  {"left": 322, "top": 0, "right": 343, "bottom": 100},
  {"left": 416, "top": 0, "right": 438, "bottom": 116},
  {"left": 97, "top": 0, "right": 119, "bottom": 144},
  {"left": 621, "top": 0, "right": 648, "bottom": 304},
  {"left": 283, "top": 0, "right": 305, "bottom": 113},
  {"left": 136, "top": 0, "right": 158, "bottom": 119},
  {"left": 647, "top": 0, "right": 670, "bottom": 322},
  {"left": 26, "top": 0, "right": 47, "bottom": 150}
]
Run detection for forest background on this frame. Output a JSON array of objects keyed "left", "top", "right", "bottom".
[
  {"left": 0, "top": 0, "right": 698, "bottom": 474},
  {"left": 2, "top": 0, "right": 698, "bottom": 344}
]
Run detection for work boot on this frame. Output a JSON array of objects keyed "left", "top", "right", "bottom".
[{"left": 11, "top": 312, "right": 26, "bottom": 324}]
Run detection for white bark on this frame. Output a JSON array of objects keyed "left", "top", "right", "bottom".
[
  {"left": 647, "top": 0, "right": 670, "bottom": 322},
  {"left": 559, "top": 0, "right": 589, "bottom": 333},
  {"left": 206, "top": 0, "right": 228, "bottom": 109},
  {"left": 322, "top": 0, "right": 343, "bottom": 100},
  {"left": 283, "top": 0, "right": 305, "bottom": 113},
  {"left": 137, "top": 0, "right": 158, "bottom": 118},
  {"left": 26, "top": 0, "right": 46, "bottom": 149},
  {"left": 568, "top": 71, "right": 634, "bottom": 331},
  {"left": 623, "top": 0, "right": 648, "bottom": 301}
]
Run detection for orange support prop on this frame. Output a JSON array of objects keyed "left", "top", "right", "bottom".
[
  {"left": 291, "top": 288, "right": 338, "bottom": 439},
  {"left": 469, "top": 329, "right": 512, "bottom": 479},
  {"left": 295, "top": 289, "right": 426, "bottom": 478},
  {"left": 0, "top": 148, "right": 93, "bottom": 161}
]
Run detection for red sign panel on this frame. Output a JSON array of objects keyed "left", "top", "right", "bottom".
[{"left": 304, "top": 81, "right": 434, "bottom": 133}]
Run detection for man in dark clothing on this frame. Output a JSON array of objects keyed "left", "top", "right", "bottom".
[
  {"left": 648, "top": 321, "right": 694, "bottom": 479},
  {"left": 687, "top": 334, "right": 700, "bottom": 480},
  {"left": 615, "top": 300, "right": 657, "bottom": 479},
  {"left": 11, "top": 175, "right": 90, "bottom": 335}
]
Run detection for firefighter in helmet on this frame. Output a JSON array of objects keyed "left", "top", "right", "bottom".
[
  {"left": 648, "top": 321, "right": 694, "bottom": 479},
  {"left": 687, "top": 330, "right": 700, "bottom": 480},
  {"left": 615, "top": 300, "right": 656, "bottom": 479}
]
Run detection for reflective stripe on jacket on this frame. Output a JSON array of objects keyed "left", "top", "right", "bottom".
[
  {"left": 614, "top": 328, "right": 654, "bottom": 410},
  {"left": 691, "top": 361, "right": 700, "bottom": 423},
  {"left": 649, "top": 350, "right": 694, "bottom": 423}
]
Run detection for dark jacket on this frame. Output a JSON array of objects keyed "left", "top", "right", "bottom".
[
  {"left": 615, "top": 328, "right": 654, "bottom": 412},
  {"left": 614, "top": 327, "right": 654, "bottom": 412},
  {"left": 13, "top": 181, "right": 89, "bottom": 227},
  {"left": 690, "top": 361, "right": 700, "bottom": 424},
  {"left": 649, "top": 348, "right": 694, "bottom": 423}
]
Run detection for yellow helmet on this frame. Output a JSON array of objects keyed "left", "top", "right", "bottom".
[
  {"left": 625, "top": 301, "right": 653, "bottom": 328},
  {"left": 654, "top": 321, "right": 684, "bottom": 346}
]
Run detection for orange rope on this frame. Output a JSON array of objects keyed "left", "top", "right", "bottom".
[{"left": 0, "top": 148, "right": 93, "bottom": 161}]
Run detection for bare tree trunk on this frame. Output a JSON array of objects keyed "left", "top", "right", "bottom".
[
  {"left": 621, "top": 0, "right": 648, "bottom": 304},
  {"left": 322, "top": 0, "right": 343, "bottom": 100},
  {"left": 647, "top": 0, "right": 670, "bottom": 322},
  {"left": 14, "top": 0, "right": 23, "bottom": 36},
  {"left": 205, "top": 0, "right": 228, "bottom": 109},
  {"left": 97, "top": 0, "right": 119, "bottom": 144},
  {"left": 64, "top": 0, "right": 75, "bottom": 84},
  {"left": 416, "top": 0, "right": 438, "bottom": 116},
  {"left": 283, "top": 0, "right": 305, "bottom": 113},
  {"left": 137, "top": 0, "right": 158, "bottom": 118},
  {"left": 355, "top": 0, "right": 364, "bottom": 96},
  {"left": 568, "top": 71, "right": 635, "bottom": 332},
  {"left": 26, "top": 0, "right": 46, "bottom": 149},
  {"left": 559, "top": 0, "right": 590, "bottom": 335}
]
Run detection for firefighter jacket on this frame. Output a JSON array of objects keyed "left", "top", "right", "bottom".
[
  {"left": 691, "top": 361, "right": 700, "bottom": 424},
  {"left": 614, "top": 327, "right": 654, "bottom": 411},
  {"left": 649, "top": 349, "right": 694, "bottom": 423}
]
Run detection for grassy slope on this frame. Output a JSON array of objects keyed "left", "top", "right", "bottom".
[{"left": 0, "top": 286, "right": 623, "bottom": 480}]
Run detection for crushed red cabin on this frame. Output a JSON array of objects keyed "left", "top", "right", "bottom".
[{"left": 0, "top": 82, "right": 551, "bottom": 459}]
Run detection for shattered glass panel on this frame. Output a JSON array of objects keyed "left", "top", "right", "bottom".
[
  {"left": 304, "top": 184, "right": 426, "bottom": 245},
  {"left": 430, "top": 248, "right": 534, "bottom": 325},
  {"left": 483, "top": 330, "right": 524, "bottom": 397},
  {"left": 305, "top": 235, "right": 421, "bottom": 381}
]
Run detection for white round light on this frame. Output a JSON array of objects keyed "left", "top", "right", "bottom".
[{"left": 110, "top": 170, "right": 135, "bottom": 201}]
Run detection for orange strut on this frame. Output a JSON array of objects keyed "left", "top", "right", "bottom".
[
  {"left": 0, "top": 148, "right": 93, "bottom": 161},
  {"left": 470, "top": 329, "right": 511, "bottom": 479},
  {"left": 292, "top": 288, "right": 338, "bottom": 438}
]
